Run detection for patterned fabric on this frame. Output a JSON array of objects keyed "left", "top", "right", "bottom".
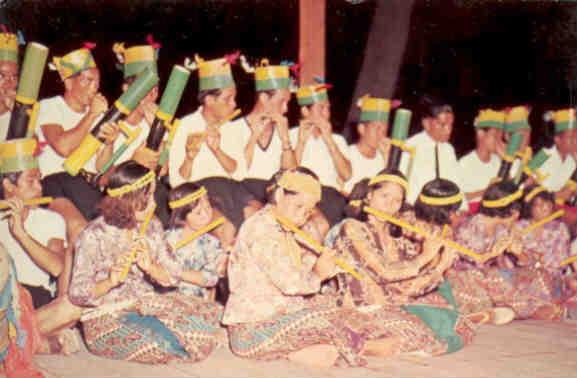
[
  {"left": 222, "top": 206, "right": 321, "bottom": 325},
  {"left": 82, "top": 293, "right": 224, "bottom": 364},
  {"left": 165, "top": 229, "right": 224, "bottom": 299},
  {"left": 516, "top": 219, "right": 571, "bottom": 273},
  {"left": 69, "top": 217, "right": 182, "bottom": 307}
]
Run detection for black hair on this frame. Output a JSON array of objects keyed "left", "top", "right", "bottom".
[
  {"left": 0, "top": 171, "right": 22, "bottom": 199},
  {"left": 414, "top": 178, "right": 462, "bottom": 226},
  {"left": 418, "top": 94, "right": 453, "bottom": 119},
  {"left": 267, "top": 166, "right": 319, "bottom": 205},
  {"left": 168, "top": 182, "right": 206, "bottom": 230},
  {"left": 197, "top": 88, "right": 223, "bottom": 105},
  {"left": 521, "top": 184, "right": 555, "bottom": 220},
  {"left": 479, "top": 180, "right": 522, "bottom": 219},
  {"left": 255, "top": 89, "right": 280, "bottom": 102},
  {"left": 345, "top": 168, "right": 407, "bottom": 236}
]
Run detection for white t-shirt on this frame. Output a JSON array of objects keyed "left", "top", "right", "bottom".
[
  {"left": 540, "top": 145, "right": 576, "bottom": 192},
  {"left": 399, "top": 131, "right": 467, "bottom": 209},
  {"left": 0, "top": 111, "right": 10, "bottom": 141},
  {"left": 344, "top": 144, "right": 385, "bottom": 193},
  {"left": 111, "top": 119, "right": 151, "bottom": 167},
  {"left": 35, "top": 95, "right": 101, "bottom": 177},
  {"left": 458, "top": 150, "right": 500, "bottom": 203},
  {"left": 235, "top": 117, "right": 285, "bottom": 181},
  {"left": 169, "top": 107, "right": 245, "bottom": 187},
  {"left": 289, "top": 128, "right": 349, "bottom": 190},
  {"left": 0, "top": 207, "right": 66, "bottom": 294}
]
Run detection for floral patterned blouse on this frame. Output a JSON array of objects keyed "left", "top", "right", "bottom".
[
  {"left": 69, "top": 217, "right": 182, "bottom": 307},
  {"left": 165, "top": 229, "right": 224, "bottom": 299},
  {"left": 222, "top": 205, "right": 321, "bottom": 325},
  {"left": 515, "top": 219, "right": 570, "bottom": 273}
]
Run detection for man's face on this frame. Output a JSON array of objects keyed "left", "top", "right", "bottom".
[
  {"left": 424, "top": 111, "right": 454, "bottom": 143},
  {"left": 2, "top": 168, "right": 42, "bottom": 201},
  {"left": 304, "top": 100, "right": 331, "bottom": 122},
  {"left": 262, "top": 89, "right": 291, "bottom": 116},
  {"left": 206, "top": 86, "right": 237, "bottom": 121},
  {"left": 0, "top": 61, "right": 18, "bottom": 112},
  {"left": 554, "top": 128, "right": 577, "bottom": 157},
  {"left": 358, "top": 121, "right": 387, "bottom": 149},
  {"left": 477, "top": 127, "right": 499, "bottom": 153},
  {"left": 65, "top": 68, "right": 100, "bottom": 107}
]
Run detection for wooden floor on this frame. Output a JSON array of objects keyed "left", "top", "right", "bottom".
[{"left": 13, "top": 320, "right": 577, "bottom": 378}]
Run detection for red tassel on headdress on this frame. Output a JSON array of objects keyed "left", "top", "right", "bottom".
[
  {"left": 0, "top": 25, "right": 8, "bottom": 33},
  {"left": 146, "top": 34, "right": 162, "bottom": 49},
  {"left": 391, "top": 99, "right": 402, "bottom": 109},
  {"left": 224, "top": 50, "right": 241, "bottom": 65},
  {"left": 33, "top": 140, "right": 47, "bottom": 157},
  {"left": 315, "top": 83, "right": 333, "bottom": 92},
  {"left": 83, "top": 42, "right": 96, "bottom": 50},
  {"left": 289, "top": 63, "right": 301, "bottom": 79}
]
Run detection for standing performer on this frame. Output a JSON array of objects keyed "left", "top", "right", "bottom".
[
  {"left": 35, "top": 44, "right": 115, "bottom": 219},
  {"left": 69, "top": 161, "right": 224, "bottom": 364},
  {"left": 0, "top": 29, "right": 19, "bottom": 140}
]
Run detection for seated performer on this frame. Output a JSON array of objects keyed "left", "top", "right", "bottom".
[
  {"left": 170, "top": 53, "right": 256, "bottom": 229},
  {"left": 223, "top": 168, "right": 474, "bottom": 367},
  {"left": 290, "top": 82, "right": 350, "bottom": 225},
  {"left": 399, "top": 95, "right": 466, "bottom": 209},
  {"left": 0, "top": 30, "right": 18, "bottom": 140},
  {"left": 69, "top": 161, "right": 223, "bottom": 364},
  {"left": 36, "top": 44, "right": 116, "bottom": 219},
  {"left": 458, "top": 109, "right": 504, "bottom": 212},
  {"left": 344, "top": 96, "right": 395, "bottom": 194},
  {"left": 166, "top": 183, "right": 234, "bottom": 300}
]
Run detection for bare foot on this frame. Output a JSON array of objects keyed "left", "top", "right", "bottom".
[
  {"left": 287, "top": 344, "right": 339, "bottom": 368},
  {"left": 466, "top": 307, "right": 515, "bottom": 326},
  {"left": 57, "top": 328, "right": 82, "bottom": 355}
]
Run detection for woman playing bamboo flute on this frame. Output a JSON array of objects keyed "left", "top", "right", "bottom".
[
  {"left": 223, "top": 167, "right": 471, "bottom": 367},
  {"left": 69, "top": 161, "right": 223, "bottom": 364},
  {"left": 452, "top": 180, "right": 567, "bottom": 320}
]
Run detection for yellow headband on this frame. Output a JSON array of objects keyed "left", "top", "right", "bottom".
[
  {"left": 418, "top": 192, "right": 463, "bottom": 206},
  {"left": 107, "top": 171, "right": 155, "bottom": 198},
  {"left": 481, "top": 189, "right": 523, "bottom": 208},
  {"left": 277, "top": 171, "right": 321, "bottom": 203},
  {"left": 368, "top": 174, "right": 408, "bottom": 192},
  {"left": 169, "top": 186, "right": 207, "bottom": 209},
  {"left": 524, "top": 186, "right": 546, "bottom": 203}
]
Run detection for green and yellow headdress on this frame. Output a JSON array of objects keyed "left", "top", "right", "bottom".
[
  {"left": 0, "top": 32, "right": 18, "bottom": 63},
  {"left": 504, "top": 106, "right": 531, "bottom": 133},
  {"left": 113, "top": 35, "right": 160, "bottom": 79},
  {"left": 49, "top": 43, "right": 97, "bottom": 81},
  {"left": 296, "top": 83, "right": 330, "bottom": 106},
  {"left": 544, "top": 108, "right": 576, "bottom": 135},
  {"left": 357, "top": 95, "right": 399, "bottom": 123},
  {"left": 474, "top": 109, "right": 505, "bottom": 129},
  {"left": 253, "top": 59, "right": 291, "bottom": 92},
  {"left": 184, "top": 51, "right": 239, "bottom": 91},
  {"left": 0, "top": 138, "right": 39, "bottom": 174}
]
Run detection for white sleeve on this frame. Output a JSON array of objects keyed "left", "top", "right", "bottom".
[
  {"left": 221, "top": 121, "right": 247, "bottom": 181},
  {"left": 334, "top": 135, "right": 350, "bottom": 160},
  {"left": 168, "top": 118, "right": 188, "bottom": 188},
  {"left": 35, "top": 99, "right": 59, "bottom": 142},
  {"left": 36, "top": 211, "right": 67, "bottom": 246}
]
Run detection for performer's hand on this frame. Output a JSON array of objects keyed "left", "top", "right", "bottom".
[
  {"left": 0, "top": 88, "right": 15, "bottom": 112},
  {"left": 422, "top": 234, "right": 444, "bottom": 260},
  {"left": 185, "top": 133, "right": 203, "bottom": 160},
  {"left": 98, "top": 122, "right": 120, "bottom": 145},
  {"left": 269, "top": 113, "right": 289, "bottom": 137},
  {"left": 134, "top": 238, "right": 153, "bottom": 274},
  {"left": 298, "top": 120, "right": 315, "bottom": 143},
  {"left": 316, "top": 119, "right": 333, "bottom": 140},
  {"left": 109, "top": 251, "right": 132, "bottom": 287},
  {"left": 89, "top": 93, "right": 108, "bottom": 116},
  {"left": 6, "top": 198, "right": 27, "bottom": 239},
  {"left": 142, "top": 101, "right": 158, "bottom": 125},
  {"left": 314, "top": 249, "right": 337, "bottom": 280},
  {"left": 495, "top": 138, "right": 507, "bottom": 158},
  {"left": 377, "top": 137, "right": 391, "bottom": 157},
  {"left": 205, "top": 126, "right": 221, "bottom": 152},
  {"left": 132, "top": 143, "right": 159, "bottom": 170}
]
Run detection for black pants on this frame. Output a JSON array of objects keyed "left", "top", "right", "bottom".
[
  {"left": 22, "top": 284, "right": 54, "bottom": 309},
  {"left": 42, "top": 172, "right": 103, "bottom": 220}
]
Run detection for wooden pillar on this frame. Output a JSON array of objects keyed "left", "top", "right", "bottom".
[{"left": 299, "top": 0, "right": 325, "bottom": 85}]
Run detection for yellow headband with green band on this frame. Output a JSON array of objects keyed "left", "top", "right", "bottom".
[
  {"left": 481, "top": 189, "right": 523, "bottom": 208},
  {"left": 277, "top": 171, "right": 321, "bottom": 203},
  {"left": 418, "top": 192, "right": 463, "bottom": 206},
  {"left": 524, "top": 186, "right": 546, "bottom": 203},
  {"left": 107, "top": 171, "right": 155, "bottom": 197},
  {"left": 169, "top": 186, "right": 207, "bottom": 209},
  {"left": 368, "top": 174, "right": 409, "bottom": 192}
]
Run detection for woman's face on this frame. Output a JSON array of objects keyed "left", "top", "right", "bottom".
[
  {"left": 185, "top": 195, "right": 214, "bottom": 231},
  {"left": 276, "top": 190, "right": 318, "bottom": 227},
  {"left": 531, "top": 197, "right": 554, "bottom": 222},
  {"left": 367, "top": 182, "right": 404, "bottom": 216}
]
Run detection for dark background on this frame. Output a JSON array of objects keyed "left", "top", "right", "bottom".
[{"left": 2, "top": 0, "right": 576, "bottom": 156}]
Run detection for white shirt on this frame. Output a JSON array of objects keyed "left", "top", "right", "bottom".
[
  {"left": 0, "top": 207, "right": 66, "bottom": 294},
  {"left": 458, "top": 150, "right": 500, "bottom": 203},
  {"left": 0, "top": 112, "right": 10, "bottom": 141},
  {"left": 111, "top": 119, "right": 151, "bottom": 167},
  {"left": 169, "top": 107, "right": 244, "bottom": 187},
  {"left": 289, "top": 128, "right": 349, "bottom": 190},
  {"left": 36, "top": 96, "right": 99, "bottom": 177},
  {"left": 399, "top": 131, "right": 467, "bottom": 209},
  {"left": 344, "top": 144, "right": 385, "bottom": 193},
  {"left": 235, "top": 117, "right": 285, "bottom": 181},
  {"left": 540, "top": 145, "right": 576, "bottom": 192}
]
